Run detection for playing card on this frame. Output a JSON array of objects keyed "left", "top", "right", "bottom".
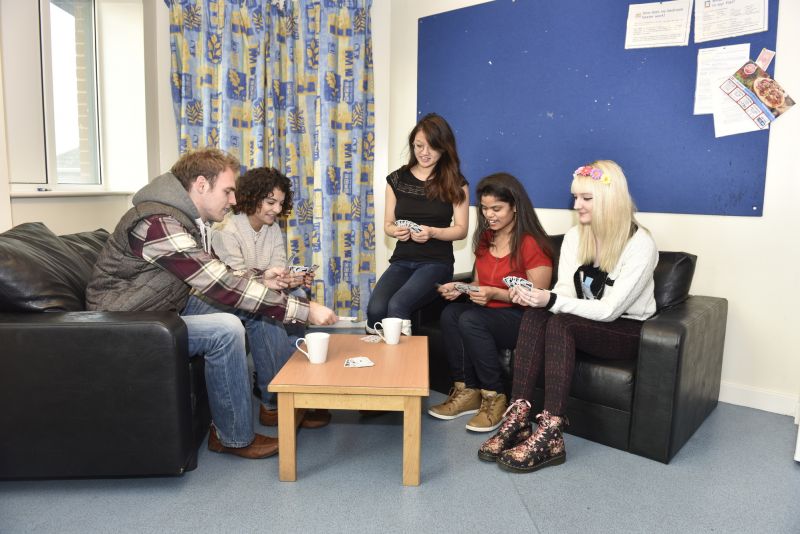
[
  {"left": 454, "top": 282, "right": 479, "bottom": 293},
  {"left": 289, "top": 264, "right": 318, "bottom": 274},
  {"left": 344, "top": 356, "right": 375, "bottom": 367},
  {"left": 395, "top": 220, "right": 422, "bottom": 233},
  {"left": 360, "top": 335, "right": 382, "bottom": 343},
  {"left": 503, "top": 276, "right": 533, "bottom": 290}
]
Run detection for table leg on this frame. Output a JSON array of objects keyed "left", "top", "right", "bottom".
[
  {"left": 402, "top": 396, "right": 422, "bottom": 486},
  {"left": 277, "top": 392, "right": 297, "bottom": 481}
]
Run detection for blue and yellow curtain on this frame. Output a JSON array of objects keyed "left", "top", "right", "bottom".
[{"left": 166, "top": 0, "right": 375, "bottom": 318}]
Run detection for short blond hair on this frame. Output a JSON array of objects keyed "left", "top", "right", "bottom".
[
  {"left": 170, "top": 147, "right": 240, "bottom": 191},
  {"left": 570, "top": 160, "right": 643, "bottom": 272}
]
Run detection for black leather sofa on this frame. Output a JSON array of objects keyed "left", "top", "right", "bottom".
[
  {"left": 0, "top": 222, "right": 210, "bottom": 479},
  {"left": 413, "top": 234, "right": 728, "bottom": 463}
]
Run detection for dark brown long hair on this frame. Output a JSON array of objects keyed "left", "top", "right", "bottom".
[
  {"left": 473, "top": 173, "right": 553, "bottom": 268},
  {"left": 406, "top": 113, "right": 466, "bottom": 204}
]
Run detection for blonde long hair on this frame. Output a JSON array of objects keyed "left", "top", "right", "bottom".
[{"left": 571, "top": 160, "right": 643, "bottom": 272}]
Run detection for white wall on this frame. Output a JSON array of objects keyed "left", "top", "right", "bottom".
[
  {"left": 2, "top": 0, "right": 797, "bottom": 414},
  {"left": 377, "top": 0, "right": 800, "bottom": 416}
]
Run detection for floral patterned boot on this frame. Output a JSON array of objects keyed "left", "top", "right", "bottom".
[
  {"left": 477, "top": 399, "right": 533, "bottom": 462},
  {"left": 496, "top": 410, "right": 566, "bottom": 473}
]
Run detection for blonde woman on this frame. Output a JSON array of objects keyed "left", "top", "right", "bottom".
[{"left": 479, "top": 160, "right": 658, "bottom": 473}]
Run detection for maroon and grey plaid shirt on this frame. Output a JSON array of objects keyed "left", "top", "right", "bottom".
[{"left": 130, "top": 214, "right": 309, "bottom": 324}]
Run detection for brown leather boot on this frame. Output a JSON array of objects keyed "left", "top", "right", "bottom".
[
  {"left": 207, "top": 425, "right": 279, "bottom": 459},
  {"left": 259, "top": 405, "right": 332, "bottom": 429}
]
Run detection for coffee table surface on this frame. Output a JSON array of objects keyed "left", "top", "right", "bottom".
[{"left": 269, "top": 334, "right": 429, "bottom": 396}]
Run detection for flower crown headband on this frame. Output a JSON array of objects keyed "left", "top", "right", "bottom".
[{"left": 573, "top": 165, "right": 611, "bottom": 185}]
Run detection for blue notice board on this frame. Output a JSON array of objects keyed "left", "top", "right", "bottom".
[{"left": 417, "top": 0, "right": 780, "bottom": 216}]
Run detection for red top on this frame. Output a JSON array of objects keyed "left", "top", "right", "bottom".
[{"left": 475, "top": 232, "right": 552, "bottom": 308}]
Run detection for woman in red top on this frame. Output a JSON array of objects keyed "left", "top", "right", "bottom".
[{"left": 428, "top": 173, "right": 553, "bottom": 432}]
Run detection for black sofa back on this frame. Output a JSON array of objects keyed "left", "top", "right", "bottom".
[{"left": 0, "top": 222, "right": 108, "bottom": 312}]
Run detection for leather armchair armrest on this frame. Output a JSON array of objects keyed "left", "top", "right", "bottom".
[
  {"left": 0, "top": 311, "right": 196, "bottom": 478},
  {"left": 629, "top": 295, "right": 728, "bottom": 463}
]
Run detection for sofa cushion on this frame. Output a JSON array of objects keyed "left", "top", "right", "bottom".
[
  {"left": 653, "top": 251, "right": 696, "bottom": 310},
  {"left": 60, "top": 229, "right": 109, "bottom": 267},
  {"left": 0, "top": 222, "right": 102, "bottom": 312}
]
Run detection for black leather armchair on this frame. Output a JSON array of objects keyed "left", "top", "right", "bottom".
[
  {"left": 413, "top": 234, "right": 727, "bottom": 463},
  {"left": 0, "top": 222, "right": 210, "bottom": 479}
]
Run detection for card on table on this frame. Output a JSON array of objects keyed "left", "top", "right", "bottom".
[
  {"left": 360, "top": 335, "right": 382, "bottom": 343},
  {"left": 344, "top": 356, "right": 375, "bottom": 368}
]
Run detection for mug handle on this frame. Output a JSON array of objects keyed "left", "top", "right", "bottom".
[
  {"left": 373, "top": 322, "right": 387, "bottom": 343},
  {"left": 295, "top": 337, "right": 311, "bottom": 360}
]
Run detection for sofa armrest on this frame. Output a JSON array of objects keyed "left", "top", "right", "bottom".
[
  {"left": 0, "top": 311, "right": 197, "bottom": 478},
  {"left": 629, "top": 295, "right": 728, "bottom": 463}
]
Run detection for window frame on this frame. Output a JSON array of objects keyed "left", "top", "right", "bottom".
[{"left": 38, "top": 0, "right": 104, "bottom": 190}]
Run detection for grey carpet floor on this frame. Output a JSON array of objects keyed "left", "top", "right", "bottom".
[{"left": 2, "top": 396, "right": 799, "bottom": 533}]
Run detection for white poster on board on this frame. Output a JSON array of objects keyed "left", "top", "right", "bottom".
[
  {"left": 695, "top": 0, "right": 768, "bottom": 43},
  {"left": 694, "top": 43, "right": 750, "bottom": 115},
  {"left": 625, "top": 0, "right": 693, "bottom": 49}
]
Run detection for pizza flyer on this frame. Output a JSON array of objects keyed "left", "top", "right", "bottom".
[{"left": 719, "top": 60, "right": 795, "bottom": 130}]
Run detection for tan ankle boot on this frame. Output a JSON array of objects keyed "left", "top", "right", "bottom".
[
  {"left": 465, "top": 389, "right": 508, "bottom": 432},
  {"left": 427, "top": 381, "right": 481, "bottom": 420}
]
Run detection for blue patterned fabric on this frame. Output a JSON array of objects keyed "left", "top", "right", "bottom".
[{"left": 166, "top": 0, "right": 375, "bottom": 317}]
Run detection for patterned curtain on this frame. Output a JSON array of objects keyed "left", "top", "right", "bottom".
[{"left": 166, "top": 0, "right": 375, "bottom": 318}]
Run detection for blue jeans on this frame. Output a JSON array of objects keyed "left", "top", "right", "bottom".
[
  {"left": 367, "top": 260, "right": 453, "bottom": 326},
  {"left": 180, "top": 304, "right": 253, "bottom": 447},
  {"left": 183, "top": 295, "right": 297, "bottom": 409}
]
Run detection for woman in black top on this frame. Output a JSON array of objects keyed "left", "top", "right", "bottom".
[{"left": 367, "top": 114, "right": 469, "bottom": 335}]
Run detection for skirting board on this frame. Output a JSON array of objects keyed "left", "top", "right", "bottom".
[{"left": 719, "top": 381, "right": 799, "bottom": 419}]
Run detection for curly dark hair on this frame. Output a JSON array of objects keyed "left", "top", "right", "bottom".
[{"left": 232, "top": 167, "right": 294, "bottom": 216}]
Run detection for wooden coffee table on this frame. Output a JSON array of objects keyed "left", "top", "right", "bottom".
[{"left": 268, "top": 334, "right": 429, "bottom": 486}]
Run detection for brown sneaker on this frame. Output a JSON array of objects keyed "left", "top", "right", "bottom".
[
  {"left": 260, "top": 405, "right": 332, "bottom": 429},
  {"left": 207, "top": 425, "right": 279, "bottom": 459},
  {"left": 465, "top": 390, "right": 508, "bottom": 432},
  {"left": 427, "top": 382, "right": 481, "bottom": 420}
]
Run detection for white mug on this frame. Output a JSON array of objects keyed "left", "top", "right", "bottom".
[
  {"left": 295, "top": 332, "right": 330, "bottom": 364},
  {"left": 373, "top": 318, "right": 402, "bottom": 345}
]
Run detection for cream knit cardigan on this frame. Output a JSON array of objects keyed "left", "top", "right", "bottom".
[{"left": 549, "top": 225, "right": 658, "bottom": 322}]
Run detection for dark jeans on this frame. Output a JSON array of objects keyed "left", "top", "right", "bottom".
[
  {"left": 440, "top": 302, "right": 525, "bottom": 393},
  {"left": 511, "top": 308, "right": 643, "bottom": 414},
  {"left": 367, "top": 260, "right": 453, "bottom": 326}
]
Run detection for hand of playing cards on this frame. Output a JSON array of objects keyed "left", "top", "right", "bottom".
[
  {"left": 289, "top": 264, "right": 318, "bottom": 274},
  {"left": 503, "top": 276, "right": 534, "bottom": 290},
  {"left": 394, "top": 219, "right": 422, "bottom": 233},
  {"left": 454, "top": 282, "right": 479, "bottom": 294}
]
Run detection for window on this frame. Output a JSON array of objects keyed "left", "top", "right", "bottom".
[
  {"left": 41, "top": 0, "right": 102, "bottom": 185},
  {"left": 0, "top": 0, "right": 147, "bottom": 193}
]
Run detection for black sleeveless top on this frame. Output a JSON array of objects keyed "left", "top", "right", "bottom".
[{"left": 388, "top": 167, "right": 467, "bottom": 264}]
